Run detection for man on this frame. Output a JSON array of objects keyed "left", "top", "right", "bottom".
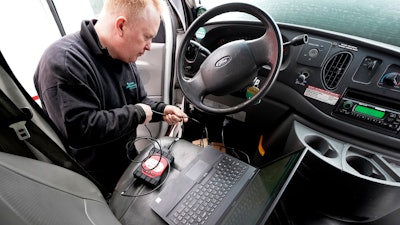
[{"left": 34, "top": 0, "right": 187, "bottom": 193}]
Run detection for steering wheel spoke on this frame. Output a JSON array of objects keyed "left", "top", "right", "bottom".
[
  {"left": 181, "top": 70, "right": 208, "bottom": 104},
  {"left": 247, "top": 30, "right": 281, "bottom": 68}
]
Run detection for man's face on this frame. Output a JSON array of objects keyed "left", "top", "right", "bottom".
[{"left": 119, "top": 12, "right": 160, "bottom": 63}]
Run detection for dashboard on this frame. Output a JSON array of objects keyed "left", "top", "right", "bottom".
[{"left": 183, "top": 21, "right": 400, "bottom": 154}]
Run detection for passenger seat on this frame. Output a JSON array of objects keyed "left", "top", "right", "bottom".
[{"left": 0, "top": 151, "right": 121, "bottom": 225}]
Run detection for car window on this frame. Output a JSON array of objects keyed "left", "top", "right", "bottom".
[
  {"left": 199, "top": 0, "right": 400, "bottom": 48},
  {"left": 0, "top": 0, "right": 61, "bottom": 99},
  {"left": 0, "top": 0, "right": 103, "bottom": 101},
  {"left": 52, "top": 0, "right": 96, "bottom": 34}
]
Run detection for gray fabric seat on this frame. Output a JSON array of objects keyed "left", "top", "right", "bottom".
[{"left": 0, "top": 151, "right": 121, "bottom": 225}]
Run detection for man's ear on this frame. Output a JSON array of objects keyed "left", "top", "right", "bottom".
[{"left": 115, "top": 16, "right": 127, "bottom": 36}]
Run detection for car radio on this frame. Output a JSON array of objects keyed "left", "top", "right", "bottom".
[{"left": 334, "top": 97, "right": 400, "bottom": 133}]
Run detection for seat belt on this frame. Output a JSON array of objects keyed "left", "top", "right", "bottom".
[{"left": 0, "top": 90, "right": 109, "bottom": 197}]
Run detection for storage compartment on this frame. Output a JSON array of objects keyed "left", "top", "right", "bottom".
[
  {"left": 346, "top": 147, "right": 400, "bottom": 182},
  {"left": 303, "top": 135, "right": 338, "bottom": 158},
  {"left": 286, "top": 121, "right": 400, "bottom": 223},
  {"left": 346, "top": 155, "right": 386, "bottom": 180},
  {"left": 282, "top": 152, "right": 400, "bottom": 223}
]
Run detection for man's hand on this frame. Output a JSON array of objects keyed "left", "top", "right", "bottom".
[
  {"left": 163, "top": 105, "right": 188, "bottom": 125},
  {"left": 135, "top": 103, "right": 153, "bottom": 124}
]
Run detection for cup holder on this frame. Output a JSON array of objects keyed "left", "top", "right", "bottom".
[
  {"left": 346, "top": 156, "right": 386, "bottom": 180},
  {"left": 304, "top": 135, "right": 338, "bottom": 158}
]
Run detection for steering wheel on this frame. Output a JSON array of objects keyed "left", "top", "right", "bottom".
[{"left": 177, "top": 3, "right": 283, "bottom": 115}]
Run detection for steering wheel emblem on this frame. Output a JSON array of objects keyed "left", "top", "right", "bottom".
[{"left": 215, "top": 56, "right": 232, "bottom": 67}]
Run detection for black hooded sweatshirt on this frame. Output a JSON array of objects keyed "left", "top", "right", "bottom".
[{"left": 34, "top": 20, "right": 166, "bottom": 192}]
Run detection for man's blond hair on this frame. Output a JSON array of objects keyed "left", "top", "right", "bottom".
[{"left": 102, "top": 0, "right": 163, "bottom": 18}]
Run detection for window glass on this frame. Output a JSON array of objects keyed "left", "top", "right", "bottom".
[
  {"left": 0, "top": 0, "right": 61, "bottom": 98},
  {"left": 0, "top": 0, "right": 100, "bottom": 100},
  {"left": 52, "top": 0, "right": 96, "bottom": 34},
  {"left": 200, "top": 0, "right": 400, "bottom": 47}
]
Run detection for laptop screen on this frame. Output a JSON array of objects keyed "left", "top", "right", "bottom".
[{"left": 218, "top": 149, "right": 306, "bottom": 225}]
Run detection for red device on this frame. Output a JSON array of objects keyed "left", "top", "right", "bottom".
[
  {"left": 133, "top": 149, "right": 174, "bottom": 186},
  {"left": 141, "top": 154, "right": 168, "bottom": 178}
]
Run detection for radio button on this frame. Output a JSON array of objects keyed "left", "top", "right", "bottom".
[{"left": 342, "top": 100, "right": 353, "bottom": 110}]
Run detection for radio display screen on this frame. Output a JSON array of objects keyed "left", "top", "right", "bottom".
[{"left": 354, "top": 105, "right": 385, "bottom": 119}]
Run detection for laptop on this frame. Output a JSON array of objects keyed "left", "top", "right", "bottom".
[{"left": 150, "top": 145, "right": 307, "bottom": 225}]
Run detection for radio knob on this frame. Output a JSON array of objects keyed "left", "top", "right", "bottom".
[
  {"left": 342, "top": 100, "right": 353, "bottom": 110},
  {"left": 308, "top": 48, "right": 319, "bottom": 58}
]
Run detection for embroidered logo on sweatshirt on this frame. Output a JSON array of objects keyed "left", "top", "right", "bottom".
[{"left": 126, "top": 82, "right": 137, "bottom": 90}]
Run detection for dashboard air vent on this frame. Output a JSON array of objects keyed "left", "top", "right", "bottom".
[{"left": 322, "top": 52, "right": 352, "bottom": 90}]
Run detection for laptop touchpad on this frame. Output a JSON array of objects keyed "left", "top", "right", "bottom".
[{"left": 185, "top": 160, "right": 211, "bottom": 182}]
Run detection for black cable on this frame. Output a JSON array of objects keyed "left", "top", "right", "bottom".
[
  {"left": 220, "top": 118, "right": 250, "bottom": 163},
  {"left": 151, "top": 110, "right": 201, "bottom": 124},
  {"left": 226, "top": 146, "right": 251, "bottom": 164},
  {"left": 144, "top": 124, "right": 153, "bottom": 137},
  {"left": 125, "top": 136, "right": 161, "bottom": 162},
  {"left": 203, "top": 126, "right": 209, "bottom": 146},
  {"left": 152, "top": 109, "right": 209, "bottom": 147},
  {"left": 167, "top": 137, "right": 180, "bottom": 151}
]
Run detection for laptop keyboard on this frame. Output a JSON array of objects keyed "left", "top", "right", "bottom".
[{"left": 169, "top": 156, "right": 248, "bottom": 225}]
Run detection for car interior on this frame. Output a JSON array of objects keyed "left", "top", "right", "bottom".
[{"left": 1, "top": 0, "right": 400, "bottom": 225}]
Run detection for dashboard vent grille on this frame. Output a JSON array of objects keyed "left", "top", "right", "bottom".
[{"left": 322, "top": 52, "right": 352, "bottom": 90}]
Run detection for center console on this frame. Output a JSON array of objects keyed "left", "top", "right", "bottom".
[{"left": 273, "top": 119, "right": 400, "bottom": 224}]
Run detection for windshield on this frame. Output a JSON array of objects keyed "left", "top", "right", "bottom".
[{"left": 199, "top": 0, "right": 400, "bottom": 47}]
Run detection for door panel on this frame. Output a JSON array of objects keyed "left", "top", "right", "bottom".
[
  {"left": 137, "top": 43, "right": 165, "bottom": 97},
  {"left": 135, "top": 15, "right": 176, "bottom": 141}
]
